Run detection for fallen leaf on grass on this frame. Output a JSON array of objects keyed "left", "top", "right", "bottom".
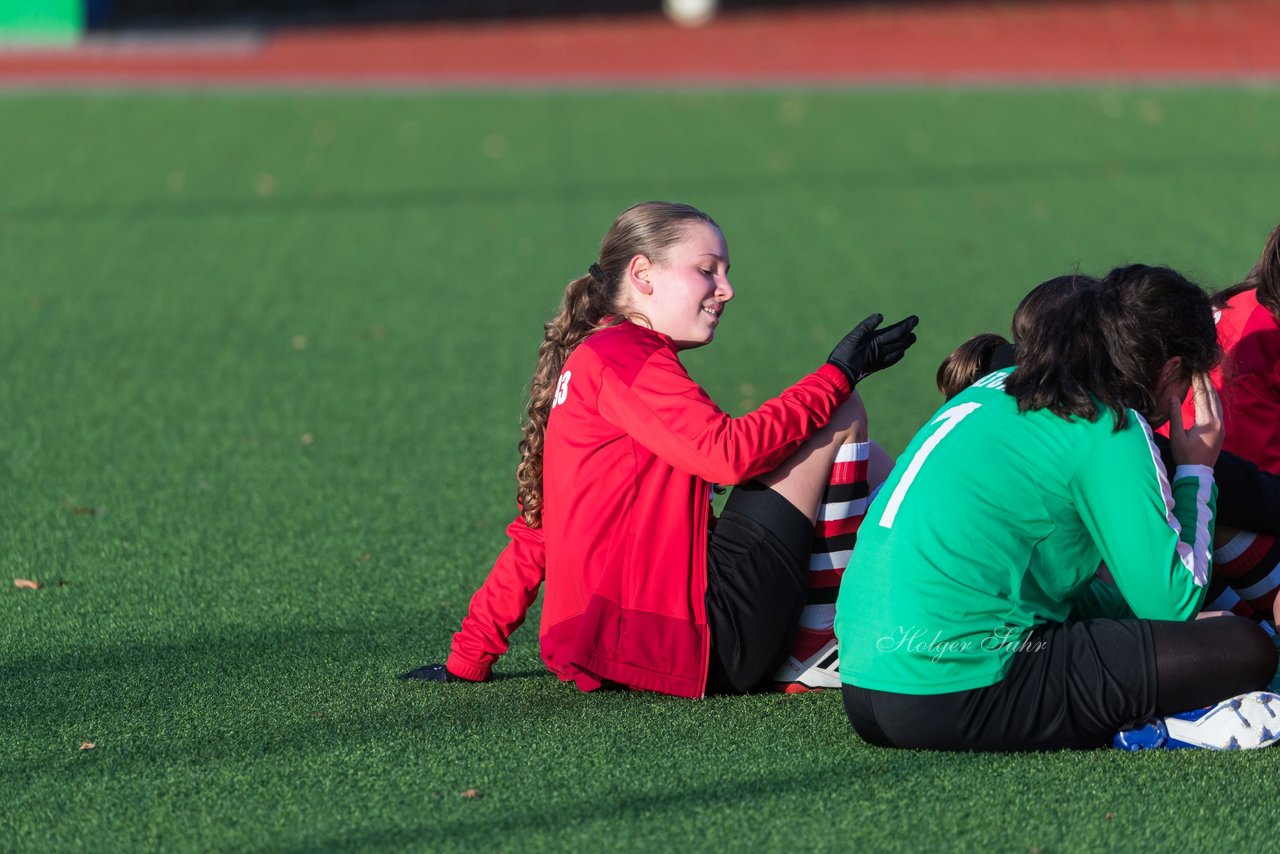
[
  {"left": 14, "top": 578, "right": 41, "bottom": 590},
  {"left": 300, "top": 433, "right": 315, "bottom": 446},
  {"left": 459, "top": 788, "right": 482, "bottom": 799},
  {"left": 79, "top": 742, "right": 95, "bottom": 751},
  {"left": 255, "top": 173, "right": 278, "bottom": 197}
]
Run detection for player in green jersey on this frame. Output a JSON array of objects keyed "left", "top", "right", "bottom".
[{"left": 836, "top": 265, "right": 1280, "bottom": 751}]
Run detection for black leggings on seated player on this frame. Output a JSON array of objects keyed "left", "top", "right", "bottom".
[
  {"left": 704, "top": 481, "right": 813, "bottom": 694},
  {"left": 842, "top": 616, "right": 1277, "bottom": 751}
]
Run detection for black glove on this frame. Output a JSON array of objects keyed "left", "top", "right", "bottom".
[
  {"left": 397, "top": 663, "right": 478, "bottom": 682},
  {"left": 827, "top": 313, "right": 919, "bottom": 385}
]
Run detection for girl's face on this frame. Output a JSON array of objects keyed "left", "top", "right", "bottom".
[{"left": 630, "top": 222, "right": 733, "bottom": 350}]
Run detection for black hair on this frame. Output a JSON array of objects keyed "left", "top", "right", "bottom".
[
  {"left": 936, "top": 274, "right": 1096, "bottom": 403},
  {"left": 1004, "top": 273, "right": 1106, "bottom": 422},
  {"left": 1005, "top": 265, "right": 1219, "bottom": 429},
  {"left": 1010, "top": 273, "right": 1099, "bottom": 346}
]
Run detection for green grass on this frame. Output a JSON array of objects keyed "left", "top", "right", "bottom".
[{"left": 2, "top": 87, "right": 1280, "bottom": 851}]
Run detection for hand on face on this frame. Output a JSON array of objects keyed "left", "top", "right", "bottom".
[{"left": 1168, "top": 372, "right": 1223, "bottom": 469}]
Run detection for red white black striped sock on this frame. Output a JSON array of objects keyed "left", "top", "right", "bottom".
[
  {"left": 787, "top": 441, "right": 870, "bottom": 665},
  {"left": 1204, "top": 531, "right": 1280, "bottom": 618}
]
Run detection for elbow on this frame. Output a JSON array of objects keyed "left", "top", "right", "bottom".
[
  {"left": 1134, "top": 595, "right": 1202, "bottom": 623},
  {"left": 698, "top": 456, "right": 759, "bottom": 485}
]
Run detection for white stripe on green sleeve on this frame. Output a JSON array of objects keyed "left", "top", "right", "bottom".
[{"left": 1171, "top": 463, "right": 1215, "bottom": 587}]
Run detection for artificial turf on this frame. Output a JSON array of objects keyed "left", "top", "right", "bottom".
[{"left": 2, "top": 87, "right": 1280, "bottom": 851}]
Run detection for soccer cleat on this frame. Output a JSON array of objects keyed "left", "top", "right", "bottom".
[
  {"left": 773, "top": 637, "right": 842, "bottom": 693},
  {"left": 1112, "top": 719, "right": 1170, "bottom": 751},
  {"left": 1113, "top": 691, "right": 1280, "bottom": 750}
]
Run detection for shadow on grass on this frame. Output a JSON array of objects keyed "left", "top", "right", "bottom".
[
  {"left": 0, "top": 621, "right": 561, "bottom": 776},
  {"left": 0, "top": 623, "right": 1033, "bottom": 851},
  {"left": 4, "top": 150, "right": 1279, "bottom": 226},
  {"left": 262, "top": 752, "right": 892, "bottom": 853},
  {"left": 395, "top": 665, "right": 547, "bottom": 682}
]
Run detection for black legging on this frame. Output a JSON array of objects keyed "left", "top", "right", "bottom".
[
  {"left": 842, "top": 616, "right": 1278, "bottom": 752},
  {"left": 704, "top": 482, "right": 812, "bottom": 694},
  {"left": 1152, "top": 615, "right": 1278, "bottom": 713}
]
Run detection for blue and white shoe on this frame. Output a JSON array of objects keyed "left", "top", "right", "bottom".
[{"left": 1113, "top": 691, "right": 1280, "bottom": 750}]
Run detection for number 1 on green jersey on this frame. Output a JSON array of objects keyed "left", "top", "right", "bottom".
[{"left": 879, "top": 402, "right": 982, "bottom": 529}]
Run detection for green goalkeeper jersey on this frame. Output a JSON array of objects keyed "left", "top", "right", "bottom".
[{"left": 835, "top": 368, "right": 1216, "bottom": 695}]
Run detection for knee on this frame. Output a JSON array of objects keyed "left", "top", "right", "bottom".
[
  {"left": 1251, "top": 626, "right": 1280, "bottom": 687},
  {"left": 1229, "top": 618, "right": 1279, "bottom": 688},
  {"left": 831, "top": 390, "right": 868, "bottom": 444}
]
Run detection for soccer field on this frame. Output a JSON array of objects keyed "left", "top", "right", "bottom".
[{"left": 3, "top": 88, "right": 1280, "bottom": 851}]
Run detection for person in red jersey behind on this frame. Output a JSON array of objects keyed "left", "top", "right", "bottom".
[
  {"left": 1170, "top": 224, "right": 1280, "bottom": 622},
  {"left": 1187, "top": 224, "right": 1280, "bottom": 474}
]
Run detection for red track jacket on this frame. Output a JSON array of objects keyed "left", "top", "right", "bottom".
[
  {"left": 445, "top": 320, "right": 851, "bottom": 697},
  {"left": 1179, "top": 289, "right": 1280, "bottom": 474}
]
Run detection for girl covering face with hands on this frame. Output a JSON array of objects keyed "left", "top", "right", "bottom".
[{"left": 837, "top": 266, "right": 1280, "bottom": 752}]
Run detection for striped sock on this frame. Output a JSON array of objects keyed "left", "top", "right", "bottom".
[
  {"left": 1204, "top": 531, "right": 1280, "bottom": 618},
  {"left": 785, "top": 441, "right": 870, "bottom": 668}
]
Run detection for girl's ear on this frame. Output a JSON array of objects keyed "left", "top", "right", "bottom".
[
  {"left": 1157, "top": 355, "right": 1185, "bottom": 388},
  {"left": 626, "top": 254, "right": 654, "bottom": 296}
]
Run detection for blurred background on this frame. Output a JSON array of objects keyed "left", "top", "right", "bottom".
[
  {"left": 10, "top": 0, "right": 752, "bottom": 39},
  {"left": 3, "top": 0, "right": 1277, "bottom": 85}
]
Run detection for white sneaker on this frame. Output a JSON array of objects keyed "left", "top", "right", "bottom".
[
  {"left": 773, "top": 638, "right": 841, "bottom": 693},
  {"left": 1113, "top": 691, "right": 1280, "bottom": 750}
]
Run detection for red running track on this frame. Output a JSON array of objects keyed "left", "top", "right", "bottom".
[{"left": 2, "top": 1, "right": 1280, "bottom": 87}]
